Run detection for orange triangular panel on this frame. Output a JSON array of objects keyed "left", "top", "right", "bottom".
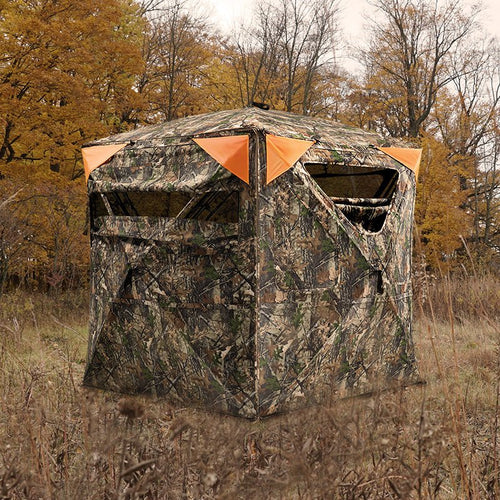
[
  {"left": 378, "top": 147, "right": 422, "bottom": 178},
  {"left": 193, "top": 135, "right": 249, "bottom": 183},
  {"left": 82, "top": 143, "right": 128, "bottom": 181},
  {"left": 266, "top": 135, "right": 314, "bottom": 184}
]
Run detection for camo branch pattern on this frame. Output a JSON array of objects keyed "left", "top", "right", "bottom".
[{"left": 83, "top": 108, "right": 418, "bottom": 418}]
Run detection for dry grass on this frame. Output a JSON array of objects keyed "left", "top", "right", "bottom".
[
  {"left": 0, "top": 278, "right": 498, "bottom": 499},
  {"left": 414, "top": 271, "right": 499, "bottom": 324}
]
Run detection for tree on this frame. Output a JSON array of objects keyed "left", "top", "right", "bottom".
[
  {"left": 136, "top": 0, "right": 216, "bottom": 122},
  {"left": 363, "top": 0, "right": 478, "bottom": 138},
  {"left": 278, "top": 0, "right": 339, "bottom": 114},
  {"left": 0, "top": 187, "right": 28, "bottom": 295},
  {"left": 415, "top": 135, "right": 471, "bottom": 269},
  {"left": 426, "top": 38, "right": 500, "bottom": 267},
  {"left": 472, "top": 124, "right": 500, "bottom": 266},
  {"left": 226, "top": 0, "right": 340, "bottom": 115},
  {"left": 0, "top": 164, "right": 88, "bottom": 292},
  {"left": 227, "top": 3, "right": 285, "bottom": 108},
  {"left": 0, "top": 0, "right": 145, "bottom": 178},
  {"left": 0, "top": 0, "right": 145, "bottom": 291}
]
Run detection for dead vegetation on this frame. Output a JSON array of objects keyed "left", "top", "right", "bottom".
[{"left": 0, "top": 275, "right": 498, "bottom": 499}]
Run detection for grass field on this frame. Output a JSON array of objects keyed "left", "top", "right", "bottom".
[{"left": 0, "top": 276, "right": 498, "bottom": 499}]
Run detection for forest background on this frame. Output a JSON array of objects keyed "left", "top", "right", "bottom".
[
  {"left": 0, "top": 0, "right": 498, "bottom": 294},
  {"left": 0, "top": 1, "right": 499, "bottom": 497}
]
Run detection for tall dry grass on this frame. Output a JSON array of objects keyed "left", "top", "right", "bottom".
[
  {"left": 0, "top": 274, "right": 498, "bottom": 499},
  {"left": 414, "top": 270, "right": 499, "bottom": 324}
]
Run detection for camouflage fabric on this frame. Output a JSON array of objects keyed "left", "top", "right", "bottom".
[{"left": 83, "top": 108, "right": 418, "bottom": 418}]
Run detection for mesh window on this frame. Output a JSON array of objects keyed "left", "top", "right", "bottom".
[
  {"left": 306, "top": 163, "right": 399, "bottom": 232},
  {"left": 105, "top": 191, "right": 192, "bottom": 217},
  {"left": 306, "top": 164, "right": 398, "bottom": 199},
  {"left": 90, "top": 191, "right": 239, "bottom": 224}
]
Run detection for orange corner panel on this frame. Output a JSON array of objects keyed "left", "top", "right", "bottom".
[
  {"left": 193, "top": 135, "right": 249, "bottom": 184},
  {"left": 82, "top": 143, "right": 128, "bottom": 181},
  {"left": 266, "top": 135, "right": 314, "bottom": 184},
  {"left": 378, "top": 147, "right": 422, "bottom": 179}
]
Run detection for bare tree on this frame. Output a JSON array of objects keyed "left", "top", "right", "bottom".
[
  {"left": 137, "top": 0, "right": 211, "bottom": 122},
  {"left": 443, "top": 38, "right": 500, "bottom": 160},
  {"left": 364, "top": 0, "right": 478, "bottom": 137},
  {"left": 138, "top": 0, "right": 167, "bottom": 17},
  {"left": 430, "top": 38, "right": 500, "bottom": 259},
  {"left": 472, "top": 130, "right": 500, "bottom": 258},
  {"left": 300, "top": 1, "right": 338, "bottom": 114},
  {"left": 227, "top": 0, "right": 339, "bottom": 114},
  {"left": 278, "top": 0, "right": 339, "bottom": 113},
  {"left": 229, "top": 4, "right": 285, "bottom": 107}
]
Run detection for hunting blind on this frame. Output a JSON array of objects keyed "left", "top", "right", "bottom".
[{"left": 82, "top": 108, "right": 420, "bottom": 418}]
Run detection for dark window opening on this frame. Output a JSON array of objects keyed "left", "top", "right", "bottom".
[
  {"left": 376, "top": 270, "right": 384, "bottom": 294},
  {"left": 305, "top": 163, "right": 399, "bottom": 232},
  {"left": 90, "top": 190, "right": 239, "bottom": 227},
  {"left": 306, "top": 164, "right": 398, "bottom": 199},
  {"left": 105, "top": 191, "right": 192, "bottom": 217},
  {"left": 90, "top": 193, "right": 109, "bottom": 218}
]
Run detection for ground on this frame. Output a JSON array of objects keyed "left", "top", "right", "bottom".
[{"left": 0, "top": 279, "right": 498, "bottom": 499}]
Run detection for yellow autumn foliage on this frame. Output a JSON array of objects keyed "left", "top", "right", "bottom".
[
  {"left": 0, "top": 0, "right": 498, "bottom": 291},
  {"left": 415, "top": 135, "right": 472, "bottom": 270}
]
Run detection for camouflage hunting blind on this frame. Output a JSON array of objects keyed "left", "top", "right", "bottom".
[{"left": 82, "top": 108, "right": 421, "bottom": 418}]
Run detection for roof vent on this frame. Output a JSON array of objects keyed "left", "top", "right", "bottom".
[{"left": 252, "top": 101, "right": 270, "bottom": 110}]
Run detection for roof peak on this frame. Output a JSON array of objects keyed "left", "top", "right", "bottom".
[{"left": 86, "top": 107, "right": 386, "bottom": 149}]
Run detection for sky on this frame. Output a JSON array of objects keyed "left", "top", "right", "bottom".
[{"left": 205, "top": 0, "right": 500, "bottom": 72}]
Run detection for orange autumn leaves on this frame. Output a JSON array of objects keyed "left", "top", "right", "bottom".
[{"left": 0, "top": 0, "right": 498, "bottom": 292}]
